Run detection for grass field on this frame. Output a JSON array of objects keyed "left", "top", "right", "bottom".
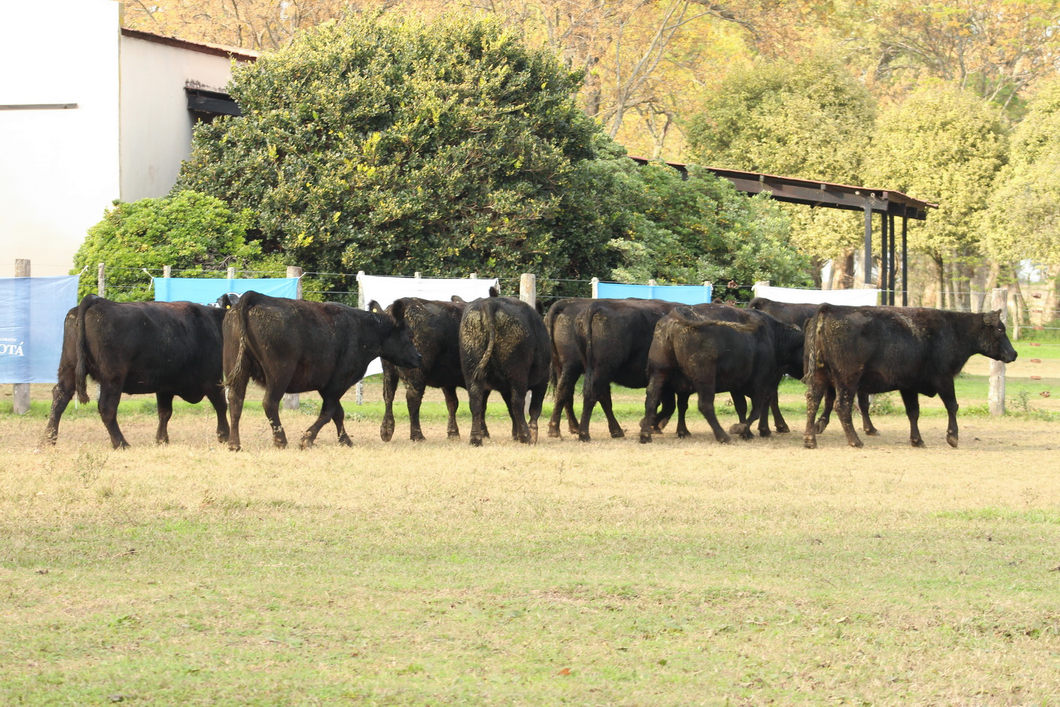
[{"left": 2, "top": 352, "right": 1060, "bottom": 705}]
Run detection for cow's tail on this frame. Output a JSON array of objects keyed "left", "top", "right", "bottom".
[
  {"left": 544, "top": 303, "right": 560, "bottom": 393},
  {"left": 74, "top": 295, "right": 97, "bottom": 404},
  {"left": 225, "top": 293, "right": 254, "bottom": 387},
  {"left": 467, "top": 300, "right": 496, "bottom": 386},
  {"left": 577, "top": 303, "right": 599, "bottom": 391},
  {"left": 802, "top": 306, "right": 827, "bottom": 385}
]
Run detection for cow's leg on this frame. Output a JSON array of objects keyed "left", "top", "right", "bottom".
[
  {"left": 730, "top": 387, "right": 763, "bottom": 440},
  {"left": 499, "top": 389, "right": 519, "bottom": 440},
  {"left": 696, "top": 381, "right": 731, "bottom": 444},
  {"left": 597, "top": 386, "right": 625, "bottom": 438},
  {"left": 771, "top": 385, "right": 790, "bottom": 434},
  {"left": 226, "top": 373, "right": 250, "bottom": 452},
  {"left": 675, "top": 391, "right": 691, "bottom": 438},
  {"left": 442, "top": 386, "right": 461, "bottom": 439},
  {"left": 835, "top": 384, "right": 863, "bottom": 448},
  {"left": 300, "top": 393, "right": 343, "bottom": 448},
  {"left": 510, "top": 387, "right": 532, "bottom": 444},
  {"left": 97, "top": 383, "right": 129, "bottom": 450},
  {"left": 406, "top": 380, "right": 428, "bottom": 442},
  {"left": 43, "top": 380, "right": 74, "bottom": 446},
  {"left": 155, "top": 392, "right": 174, "bottom": 445},
  {"left": 899, "top": 388, "right": 924, "bottom": 447},
  {"left": 206, "top": 387, "right": 230, "bottom": 444},
  {"left": 332, "top": 402, "right": 353, "bottom": 447},
  {"left": 548, "top": 365, "right": 578, "bottom": 438},
  {"left": 652, "top": 389, "right": 675, "bottom": 433},
  {"left": 639, "top": 367, "right": 667, "bottom": 443},
  {"left": 380, "top": 365, "right": 399, "bottom": 442},
  {"left": 938, "top": 379, "right": 961, "bottom": 448},
  {"left": 527, "top": 382, "right": 547, "bottom": 445},
  {"left": 467, "top": 383, "right": 488, "bottom": 447},
  {"left": 261, "top": 386, "right": 288, "bottom": 449},
  {"left": 577, "top": 370, "right": 602, "bottom": 442},
  {"left": 814, "top": 385, "right": 836, "bottom": 434},
  {"left": 858, "top": 391, "right": 879, "bottom": 436},
  {"left": 803, "top": 375, "right": 827, "bottom": 449},
  {"left": 481, "top": 389, "right": 491, "bottom": 439}
]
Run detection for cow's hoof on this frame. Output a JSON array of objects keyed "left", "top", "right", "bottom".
[
  {"left": 865, "top": 428, "right": 880, "bottom": 436},
  {"left": 380, "top": 421, "right": 394, "bottom": 442},
  {"left": 758, "top": 429, "right": 772, "bottom": 438},
  {"left": 911, "top": 438, "right": 925, "bottom": 448},
  {"left": 716, "top": 434, "right": 732, "bottom": 445},
  {"left": 447, "top": 432, "right": 461, "bottom": 440},
  {"left": 803, "top": 437, "right": 817, "bottom": 449},
  {"left": 774, "top": 423, "right": 790, "bottom": 434},
  {"left": 947, "top": 434, "right": 958, "bottom": 448},
  {"left": 610, "top": 429, "right": 625, "bottom": 439},
  {"left": 338, "top": 435, "right": 353, "bottom": 447},
  {"left": 639, "top": 434, "right": 652, "bottom": 444},
  {"left": 814, "top": 420, "right": 829, "bottom": 434},
  {"left": 411, "top": 433, "right": 426, "bottom": 442},
  {"left": 470, "top": 437, "right": 483, "bottom": 447},
  {"left": 578, "top": 433, "right": 592, "bottom": 443},
  {"left": 677, "top": 429, "right": 691, "bottom": 438},
  {"left": 547, "top": 427, "right": 561, "bottom": 439},
  {"left": 228, "top": 443, "right": 241, "bottom": 452},
  {"left": 848, "top": 439, "right": 864, "bottom": 449}
]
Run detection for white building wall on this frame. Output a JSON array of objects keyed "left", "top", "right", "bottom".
[
  {"left": 119, "top": 36, "right": 239, "bottom": 202},
  {"left": 0, "top": 0, "right": 122, "bottom": 277}
]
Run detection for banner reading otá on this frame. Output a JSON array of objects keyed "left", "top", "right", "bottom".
[{"left": 0, "top": 276, "right": 79, "bottom": 384}]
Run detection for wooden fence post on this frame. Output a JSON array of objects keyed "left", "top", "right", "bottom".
[
  {"left": 97, "top": 262, "right": 105, "bottom": 297},
  {"left": 356, "top": 271, "right": 366, "bottom": 405},
  {"left": 519, "top": 273, "right": 536, "bottom": 309},
  {"left": 989, "top": 287, "right": 1008, "bottom": 416},
  {"left": 13, "top": 259, "right": 30, "bottom": 414},
  {"left": 284, "top": 265, "right": 303, "bottom": 410},
  {"left": 591, "top": 277, "right": 599, "bottom": 299}
]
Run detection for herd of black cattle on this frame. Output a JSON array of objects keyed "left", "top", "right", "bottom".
[{"left": 41, "top": 288, "right": 1018, "bottom": 451}]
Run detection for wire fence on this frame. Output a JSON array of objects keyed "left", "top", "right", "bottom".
[{"left": 88, "top": 265, "right": 1060, "bottom": 341}]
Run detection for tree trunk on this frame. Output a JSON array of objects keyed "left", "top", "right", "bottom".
[
  {"left": 832, "top": 248, "right": 855, "bottom": 289},
  {"left": 934, "top": 254, "right": 946, "bottom": 309}
]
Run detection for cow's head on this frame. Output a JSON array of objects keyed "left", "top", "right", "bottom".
[
  {"left": 980, "top": 310, "right": 1018, "bottom": 363},
  {"left": 374, "top": 299, "right": 423, "bottom": 369}
]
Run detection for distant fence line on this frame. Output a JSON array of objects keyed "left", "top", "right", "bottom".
[{"left": 79, "top": 263, "right": 1060, "bottom": 336}]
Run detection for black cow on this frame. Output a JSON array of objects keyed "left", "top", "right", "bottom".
[
  {"left": 460, "top": 295, "right": 550, "bottom": 446},
  {"left": 640, "top": 306, "right": 804, "bottom": 444},
  {"left": 43, "top": 294, "right": 231, "bottom": 449},
  {"left": 380, "top": 293, "right": 490, "bottom": 442},
  {"left": 803, "top": 305, "right": 1017, "bottom": 449},
  {"left": 749, "top": 296, "right": 876, "bottom": 436},
  {"left": 223, "top": 291, "right": 422, "bottom": 451},
  {"left": 544, "top": 297, "right": 593, "bottom": 438},
  {"left": 575, "top": 298, "right": 682, "bottom": 441}
]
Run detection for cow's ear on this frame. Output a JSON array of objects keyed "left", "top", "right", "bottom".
[
  {"left": 488, "top": 286, "right": 499, "bottom": 298},
  {"left": 389, "top": 298, "right": 406, "bottom": 325},
  {"left": 451, "top": 295, "right": 465, "bottom": 303},
  {"left": 368, "top": 300, "right": 384, "bottom": 315},
  {"left": 984, "top": 310, "right": 1002, "bottom": 326}
]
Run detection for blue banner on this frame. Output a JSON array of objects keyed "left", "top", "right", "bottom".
[
  {"left": 596, "top": 281, "right": 713, "bottom": 305},
  {"left": 0, "top": 276, "right": 79, "bottom": 384},
  {"left": 153, "top": 277, "right": 299, "bottom": 304}
]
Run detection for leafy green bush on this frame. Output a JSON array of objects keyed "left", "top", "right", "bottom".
[{"left": 73, "top": 191, "right": 260, "bottom": 301}]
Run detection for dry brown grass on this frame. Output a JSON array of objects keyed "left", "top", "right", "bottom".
[{"left": 2, "top": 382, "right": 1060, "bottom": 705}]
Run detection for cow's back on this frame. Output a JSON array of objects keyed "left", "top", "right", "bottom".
[
  {"left": 578, "top": 299, "right": 678, "bottom": 388},
  {"left": 461, "top": 297, "right": 549, "bottom": 389},
  {"left": 79, "top": 299, "right": 225, "bottom": 395},
  {"left": 396, "top": 298, "right": 465, "bottom": 388}
]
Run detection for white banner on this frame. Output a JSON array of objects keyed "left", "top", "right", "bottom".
[
  {"left": 357, "top": 274, "right": 500, "bottom": 378},
  {"left": 752, "top": 284, "right": 879, "bottom": 307}
]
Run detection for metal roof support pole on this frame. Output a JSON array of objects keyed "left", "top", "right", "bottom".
[
  {"left": 862, "top": 202, "right": 873, "bottom": 286},
  {"left": 888, "top": 213, "right": 897, "bottom": 305},
  {"left": 901, "top": 214, "right": 909, "bottom": 306},
  {"left": 880, "top": 208, "right": 889, "bottom": 300}
]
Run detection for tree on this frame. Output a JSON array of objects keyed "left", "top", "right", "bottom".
[
  {"left": 611, "top": 162, "right": 808, "bottom": 287},
  {"left": 863, "top": 82, "right": 1008, "bottom": 309},
  {"left": 983, "top": 76, "right": 1060, "bottom": 319},
  {"left": 72, "top": 191, "right": 259, "bottom": 301},
  {"left": 849, "top": 0, "right": 1060, "bottom": 113},
  {"left": 685, "top": 55, "right": 877, "bottom": 282},
  {"left": 177, "top": 13, "right": 639, "bottom": 293}
]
